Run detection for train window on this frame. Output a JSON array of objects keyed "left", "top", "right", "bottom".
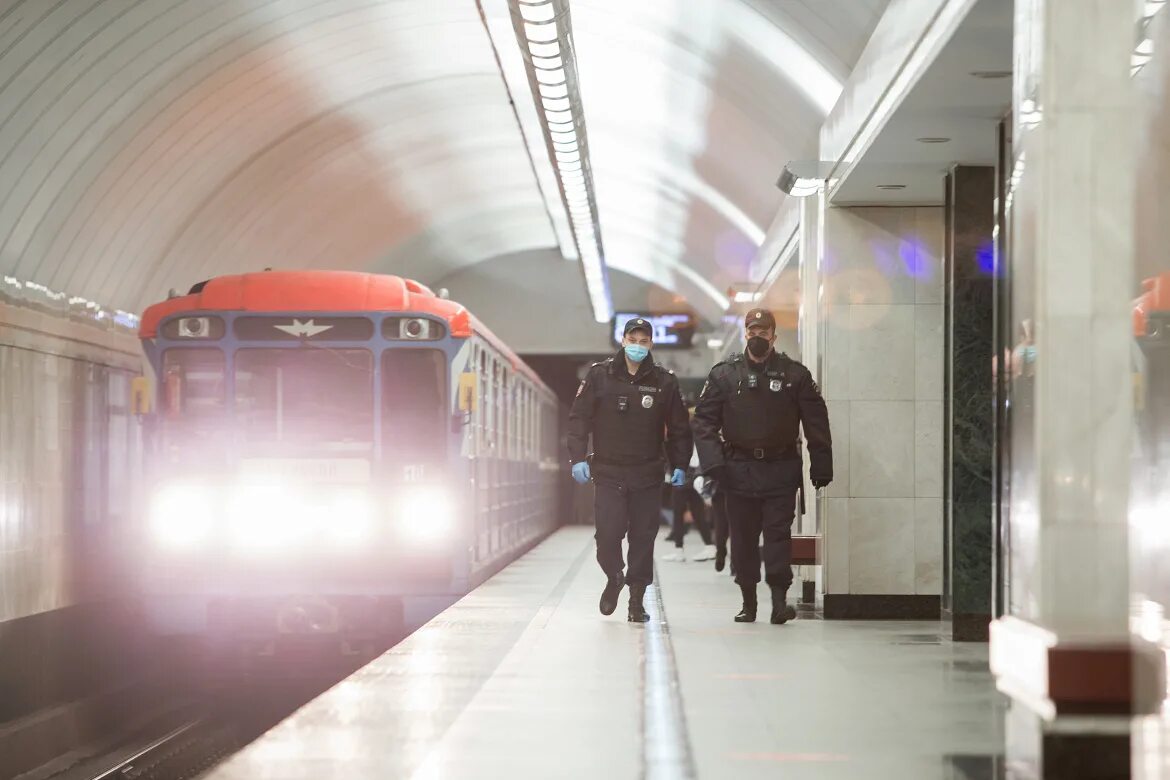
[
  {"left": 382, "top": 349, "right": 446, "bottom": 472},
  {"left": 160, "top": 349, "right": 226, "bottom": 456},
  {"left": 161, "top": 348, "right": 225, "bottom": 419},
  {"left": 235, "top": 348, "right": 373, "bottom": 453}
]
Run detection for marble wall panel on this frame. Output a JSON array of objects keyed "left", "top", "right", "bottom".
[
  {"left": 850, "top": 401, "right": 915, "bottom": 498},
  {"left": 824, "top": 497, "right": 851, "bottom": 594},
  {"left": 825, "top": 400, "right": 850, "bottom": 499},
  {"left": 849, "top": 304, "right": 916, "bottom": 401},
  {"left": 916, "top": 497, "right": 944, "bottom": 595},
  {"left": 848, "top": 498, "right": 916, "bottom": 595},
  {"left": 916, "top": 401, "right": 944, "bottom": 498},
  {"left": 915, "top": 304, "right": 944, "bottom": 400}
]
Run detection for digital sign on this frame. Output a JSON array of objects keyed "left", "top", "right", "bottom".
[{"left": 611, "top": 313, "right": 697, "bottom": 349}]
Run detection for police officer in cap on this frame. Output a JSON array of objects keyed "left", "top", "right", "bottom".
[
  {"left": 693, "top": 308, "right": 832, "bottom": 624},
  {"left": 568, "top": 317, "right": 693, "bottom": 622}
]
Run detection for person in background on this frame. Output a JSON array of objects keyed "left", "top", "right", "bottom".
[
  {"left": 662, "top": 404, "right": 716, "bottom": 562},
  {"left": 567, "top": 318, "right": 693, "bottom": 622},
  {"left": 693, "top": 309, "right": 833, "bottom": 625}
]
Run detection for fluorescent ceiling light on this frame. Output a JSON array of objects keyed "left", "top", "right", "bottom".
[{"left": 501, "top": 0, "right": 612, "bottom": 322}]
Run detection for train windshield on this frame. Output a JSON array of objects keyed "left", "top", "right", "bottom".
[
  {"left": 235, "top": 348, "right": 374, "bottom": 454},
  {"left": 382, "top": 348, "right": 446, "bottom": 474},
  {"left": 160, "top": 348, "right": 228, "bottom": 457}
]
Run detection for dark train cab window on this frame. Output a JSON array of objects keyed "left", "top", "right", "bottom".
[{"left": 382, "top": 349, "right": 446, "bottom": 473}]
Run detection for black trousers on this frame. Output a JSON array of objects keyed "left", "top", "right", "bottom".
[
  {"left": 711, "top": 489, "right": 730, "bottom": 558},
  {"left": 725, "top": 487, "right": 798, "bottom": 590},
  {"left": 669, "top": 485, "right": 712, "bottom": 547},
  {"left": 594, "top": 478, "right": 661, "bottom": 588}
]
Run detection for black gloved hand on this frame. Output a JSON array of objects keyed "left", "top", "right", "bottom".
[{"left": 811, "top": 478, "right": 831, "bottom": 490}]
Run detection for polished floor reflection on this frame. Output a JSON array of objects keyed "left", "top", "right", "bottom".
[{"left": 207, "top": 528, "right": 1006, "bottom": 779}]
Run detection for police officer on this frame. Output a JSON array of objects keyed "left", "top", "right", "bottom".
[
  {"left": 693, "top": 309, "right": 832, "bottom": 624},
  {"left": 568, "top": 317, "right": 693, "bottom": 622}
]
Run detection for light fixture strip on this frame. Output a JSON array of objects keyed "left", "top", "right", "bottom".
[
  {"left": 507, "top": 0, "right": 612, "bottom": 322},
  {"left": 1, "top": 275, "right": 140, "bottom": 330}
]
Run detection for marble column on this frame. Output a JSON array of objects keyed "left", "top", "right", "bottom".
[
  {"left": 944, "top": 165, "right": 995, "bottom": 642},
  {"left": 990, "top": 0, "right": 1166, "bottom": 775}
]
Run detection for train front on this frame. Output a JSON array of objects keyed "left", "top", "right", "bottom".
[{"left": 136, "top": 300, "right": 466, "bottom": 656}]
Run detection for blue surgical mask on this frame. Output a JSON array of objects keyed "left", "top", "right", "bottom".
[{"left": 624, "top": 344, "right": 649, "bottom": 363}]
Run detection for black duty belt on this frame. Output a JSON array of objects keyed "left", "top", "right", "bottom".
[{"left": 726, "top": 444, "right": 799, "bottom": 461}]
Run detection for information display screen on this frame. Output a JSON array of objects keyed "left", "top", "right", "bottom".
[{"left": 611, "top": 313, "right": 696, "bottom": 349}]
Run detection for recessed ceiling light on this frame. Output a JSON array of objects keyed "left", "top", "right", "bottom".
[
  {"left": 916, "top": 137, "right": 951, "bottom": 144},
  {"left": 876, "top": 184, "right": 907, "bottom": 190},
  {"left": 970, "top": 70, "right": 1012, "bottom": 79}
]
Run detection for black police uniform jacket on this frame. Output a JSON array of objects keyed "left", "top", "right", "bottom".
[
  {"left": 567, "top": 350, "right": 693, "bottom": 488},
  {"left": 692, "top": 350, "right": 832, "bottom": 498}
]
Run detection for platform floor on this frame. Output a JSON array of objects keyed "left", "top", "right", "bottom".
[{"left": 206, "top": 527, "right": 1005, "bottom": 779}]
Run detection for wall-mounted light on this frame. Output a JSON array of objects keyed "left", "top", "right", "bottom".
[
  {"left": 1, "top": 275, "right": 139, "bottom": 330},
  {"left": 916, "top": 137, "right": 951, "bottom": 144},
  {"left": 969, "top": 70, "right": 1012, "bottom": 79},
  {"left": 876, "top": 184, "right": 907, "bottom": 191}
]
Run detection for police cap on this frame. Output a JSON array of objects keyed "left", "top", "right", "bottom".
[
  {"left": 744, "top": 308, "right": 776, "bottom": 329},
  {"left": 623, "top": 317, "right": 653, "bottom": 336}
]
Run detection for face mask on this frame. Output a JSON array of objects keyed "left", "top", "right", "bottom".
[
  {"left": 747, "top": 336, "right": 770, "bottom": 358},
  {"left": 624, "top": 344, "right": 649, "bottom": 363}
]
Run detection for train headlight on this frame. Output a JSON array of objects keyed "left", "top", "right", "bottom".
[
  {"left": 150, "top": 483, "right": 214, "bottom": 549},
  {"left": 228, "top": 484, "right": 307, "bottom": 552},
  {"left": 328, "top": 491, "right": 374, "bottom": 545},
  {"left": 394, "top": 485, "right": 455, "bottom": 546}
]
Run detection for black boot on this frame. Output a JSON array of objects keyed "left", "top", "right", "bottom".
[
  {"left": 714, "top": 547, "right": 726, "bottom": 572},
  {"left": 628, "top": 585, "right": 649, "bottom": 623},
  {"left": 599, "top": 571, "right": 625, "bottom": 616},
  {"left": 734, "top": 583, "right": 757, "bottom": 623},
  {"left": 770, "top": 586, "right": 797, "bottom": 624}
]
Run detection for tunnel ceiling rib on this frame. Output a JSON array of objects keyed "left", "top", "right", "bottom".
[{"left": 0, "top": 0, "right": 890, "bottom": 319}]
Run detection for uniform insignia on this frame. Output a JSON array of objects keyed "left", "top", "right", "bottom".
[
  {"left": 811, "top": 381, "right": 821, "bottom": 394},
  {"left": 755, "top": 312, "right": 762, "bottom": 319},
  {"left": 769, "top": 379, "right": 782, "bottom": 392},
  {"left": 641, "top": 395, "right": 654, "bottom": 409}
]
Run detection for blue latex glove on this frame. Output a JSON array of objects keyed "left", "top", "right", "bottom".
[
  {"left": 571, "top": 461, "right": 591, "bottom": 484},
  {"left": 670, "top": 468, "right": 686, "bottom": 487}
]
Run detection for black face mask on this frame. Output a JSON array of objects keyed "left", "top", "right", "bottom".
[{"left": 747, "top": 336, "right": 770, "bottom": 358}]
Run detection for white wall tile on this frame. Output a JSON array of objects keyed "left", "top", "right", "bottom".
[
  {"left": 824, "top": 400, "right": 850, "bottom": 498},
  {"left": 850, "top": 401, "right": 915, "bottom": 497},
  {"left": 915, "top": 401, "right": 943, "bottom": 498},
  {"left": 849, "top": 304, "right": 915, "bottom": 400},
  {"left": 914, "top": 207, "right": 945, "bottom": 305},
  {"left": 823, "top": 309, "right": 851, "bottom": 401},
  {"left": 824, "top": 497, "right": 851, "bottom": 594},
  {"left": 914, "top": 304, "right": 944, "bottom": 400},
  {"left": 849, "top": 498, "right": 916, "bottom": 595},
  {"left": 915, "top": 497, "right": 943, "bottom": 595}
]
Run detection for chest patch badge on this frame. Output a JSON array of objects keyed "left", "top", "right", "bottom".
[
  {"left": 641, "top": 394, "right": 654, "bottom": 409},
  {"left": 769, "top": 379, "right": 782, "bottom": 392}
]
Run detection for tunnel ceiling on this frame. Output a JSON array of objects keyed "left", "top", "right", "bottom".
[{"left": 0, "top": 0, "right": 888, "bottom": 318}]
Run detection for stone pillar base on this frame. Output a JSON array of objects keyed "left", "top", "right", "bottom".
[{"left": 990, "top": 616, "right": 1166, "bottom": 717}]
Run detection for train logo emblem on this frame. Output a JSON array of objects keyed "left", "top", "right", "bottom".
[
  {"left": 641, "top": 395, "right": 654, "bottom": 409},
  {"left": 274, "top": 319, "right": 333, "bottom": 338},
  {"left": 769, "top": 379, "right": 782, "bottom": 392}
]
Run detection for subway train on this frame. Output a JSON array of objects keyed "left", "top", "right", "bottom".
[{"left": 134, "top": 270, "right": 559, "bottom": 657}]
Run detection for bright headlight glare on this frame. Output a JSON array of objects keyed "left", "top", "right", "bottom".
[
  {"left": 228, "top": 484, "right": 307, "bottom": 552},
  {"left": 329, "top": 492, "right": 374, "bottom": 545},
  {"left": 395, "top": 486, "right": 455, "bottom": 545},
  {"left": 150, "top": 483, "right": 214, "bottom": 548}
]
